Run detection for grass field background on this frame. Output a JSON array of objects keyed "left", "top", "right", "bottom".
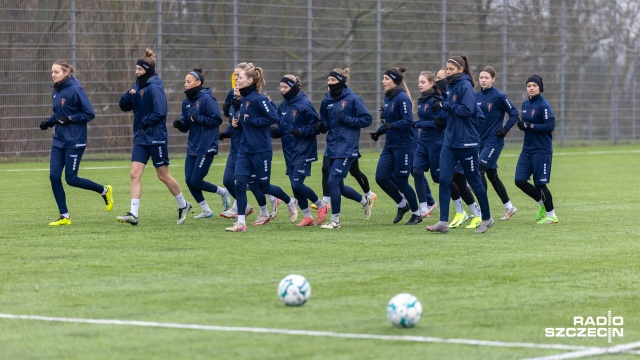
[{"left": 1, "top": 146, "right": 639, "bottom": 359}]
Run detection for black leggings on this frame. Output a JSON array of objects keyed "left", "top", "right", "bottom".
[
  {"left": 450, "top": 172, "right": 475, "bottom": 205},
  {"left": 321, "top": 156, "right": 370, "bottom": 197},
  {"left": 515, "top": 180, "right": 554, "bottom": 212},
  {"left": 480, "top": 167, "right": 510, "bottom": 204}
]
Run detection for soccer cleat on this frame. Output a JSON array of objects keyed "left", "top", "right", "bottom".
[
  {"left": 194, "top": 210, "right": 214, "bottom": 219},
  {"left": 537, "top": 216, "right": 558, "bottom": 224},
  {"left": 362, "top": 196, "right": 372, "bottom": 221},
  {"left": 500, "top": 206, "right": 517, "bottom": 221},
  {"left": 220, "top": 208, "right": 238, "bottom": 219},
  {"left": 49, "top": 216, "right": 71, "bottom": 226},
  {"left": 448, "top": 211, "right": 469, "bottom": 228},
  {"left": 225, "top": 222, "right": 247, "bottom": 232},
  {"left": 221, "top": 191, "right": 232, "bottom": 211},
  {"left": 475, "top": 218, "right": 494, "bottom": 233},
  {"left": 393, "top": 204, "right": 411, "bottom": 224},
  {"left": 252, "top": 214, "right": 271, "bottom": 225},
  {"left": 296, "top": 217, "right": 315, "bottom": 227},
  {"left": 103, "top": 185, "right": 114, "bottom": 212},
  {"left": 422, "top": 203, "right": 437, "bottom": 218},
  {"left": 246, "top": 205, "right": 255, "bottom": 216},
  {"left": 536, "top": 205, "right": 546, "bottom": 221},
  {"left": 320, "top": 220, "right": 341, "bottom": 229},
  {"left": 177, "top": 202, "right": 192, "bottom": 225},
  {"left": 316, "top": 204, "right": 328, "bottom": 225},
  {"left": 465, "top": 216, "right": 482, "bottom": 229},
  {"left": 369, "top": 192, "right": 378, "bottom": 209},
  {"left": 270, "top": 198, "right": 281, "bottom": 219},
  {"left": 116, "top": 212, "right": 138, "bottom": 226},
  {"left": 288, "top": 200, "right": 299, "bottom": 223},
  {"left": 404, "top": 214, "right": 422, "bottom": 225},
  {"left": 426, "top": 221, "right": 449, "bottom": 233}
]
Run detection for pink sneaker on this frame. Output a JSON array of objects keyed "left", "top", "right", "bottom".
[
  {"left": 296, "top": 217, "right": 315, "bottom": 227},
  {"left": 316, "top": 204, "right": 328, "bottom": 225},
  {"left": 252, "top": 214, "right": 271, "bottom": 225}
]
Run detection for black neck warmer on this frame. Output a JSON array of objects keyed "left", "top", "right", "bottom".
[
  {"left": 328, "top": 82, "right": 346, "bottom": 99},
  {"left": 239, "top": 84, "right": 257, "bottom": 98},
  {"left": 282, "top": 85, "right": 300, "bottom": 100},
  {"left": 385, "top": 85, "right": 404, "bottom": 100},
  {"left": 53, "top": 76, "right": 71, "bottom": 91},
  {"left": 185, "top": 86, "right": 203, "bottom": 101}
]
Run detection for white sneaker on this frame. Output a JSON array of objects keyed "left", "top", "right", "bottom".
[
  {"left": 220, "top": 208, "right": 238, "bottom": 219},
  {"left": 500, "top": 207, "right": 517, "bottom": 220},
  {"left": 221, "top": 191, "right": 232, "bottom": 211},
  {"left": 362, "top": 196, "right": 372, "bottom": 221},
  {"left": 320, "top": 221, "right": 341, "bottom": 229},
  {"left": 288, "top": 199, "right": 299, "bottom": 223},
  {"left": 194, "top": 210, "right": 214, "bottom": 219}
]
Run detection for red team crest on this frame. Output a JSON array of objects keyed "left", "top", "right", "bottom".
[
  {"left": 487, "top": 103, "right": 493, "bottom": 112},
  {"left": 61, "top": 98, "right": 66, "bottom": 107},
  {"left": 452, "top": 95, "right": 457, "bottom": 103},
  {"left": 139, "top": 89, "right": 145, "bottom": 98},
  {"left": 531, "top": 109, "right": 536, "bottom": 118},
  {"left": 423, "top": 104, "right": 429, "bottom": 112},
  {"left": 292, "top": 110, "right": 297, "bottom": 119},
  {"left": 341, "top": 100, "right": 347, "bottom": 110},
  {"left": 195, "top": 101, "right": 200, "bottom": 109}
]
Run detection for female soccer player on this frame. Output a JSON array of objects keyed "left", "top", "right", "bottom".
[
  {"left": 412, "top": 70, "right": 442, "bottom": 218},
  {"left": 225, "top": 64, "right": 298, "bottom": 232},
  {"left": 433, "top": 68, "right": 484, "bottom": 230},
  {"left": 426, "top": 56, "right": 493, "bottom": 233},
  {"left": 40, "top": 60, "right": 114, "bottom": 225},
  {"left": 172, "top": 68, "right": 230, "bottom": 219},
  {"left": 515, "top": 75, "right": 558, "bottom": 224},
  {"left": 316, "top": 67, "right": 373, "bottom": 229},
  {"left": 476, "top": 65, "right": 519, "bottom": 221},
  {"left": 272, "top": 75, "right": 328, "bottom": 226},
  {"left": 375, "top": 67, "right": 421, "bottom": 225},
  {"left": 117, "top": 48, "right": 190, "bottom": 226}
]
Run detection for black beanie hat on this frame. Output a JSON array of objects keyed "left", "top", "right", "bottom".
[{"left": 526, "top": 75, "right": 543, "bottom": 93}]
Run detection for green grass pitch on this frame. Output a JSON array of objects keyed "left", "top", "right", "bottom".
[{"left": 0, "top": 146, "right": 639, "bottom": 359}]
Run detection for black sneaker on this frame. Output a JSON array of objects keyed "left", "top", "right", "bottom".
[
  {"left": 177, "top": 202, "right": 192, "bottom": 225},
  {"left": 404, "top": 214, "right": 423, "bottom": 225},
  {"left": 393, "top": 204, "right": 411, "bottom": 224}
]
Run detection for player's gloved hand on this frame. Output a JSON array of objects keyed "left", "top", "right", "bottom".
[
  {"left": 517, "top": 119, "right": 533, "bottom": 131},
  {"left": 370, "top": 132, "right": 380, "bottom": 142},
  {"left": 187, "top": 115, "right": 197, "bottom": 123},
  {"left": 55, "top": 116, "right": 71, "bottom": 126},
  {"left": 39, "top": 120, "right": 50, "bottom": 130},
  {"left": 219, "top": 131, "right": 230, "bottom": 140},
  {"left": 434, "top": 116, "right": 445, "bottom": 130},
  {"left": 315, "top": 122, "right": 327, "bottom": 134},
  {"left": 172, "top": 120, "right": 181, "bottom": 129},
  {"left": 431, "top": 101, "right": 444, "bottom": 112},
  {"left": 496, "top": 127, "right": 509, "bottom": 138},
  {"left": 288, "top": 128, "right": 301, "bottom": 137},
  {"left": 222, "top": 102, "right": 231, "bottom": 117},
  {"left": 270, "top": 126, "right": 278, "bottom": 137},
  {"left": 141, "top": 122, "right": 148, "bottom": 131}
]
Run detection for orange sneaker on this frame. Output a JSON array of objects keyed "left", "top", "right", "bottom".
[
  {"left": 296, "top": 217, "right": 315, "bottom": 227},
  {"left": 316, "top": 204, "right": 328, "bottom": 225}
]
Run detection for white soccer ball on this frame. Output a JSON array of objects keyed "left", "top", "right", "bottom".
[
  {"left": 277, "top": 274, "right": 311, "bottom": 306},
  {"left": 386, "top": 293, "right": 423, "bottom": 328}
]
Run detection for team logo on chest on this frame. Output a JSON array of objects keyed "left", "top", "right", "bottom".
[
  {"left": 292, "top": 109, "right": 297, "bottom": 119},
  {"left": 61, "top": 98, "right": 67, "bottom": 107},
  {"left": 531, "top": 109, "right": 536, "bottom": 118},
  {"left": 196, "top": 101, "right": 201, "bottom": 110},
  {"left": 487, "top": 103, "right": 493, "bottom": 112},
  {"left": 423, "top": 104, "right": 429, "bottom": 112},
  {"left": 341, "top": 101, "right": 347, "bottom": 110},
  {"left": 452, "top": 95, "right": 457, "bottom": 103},
  {"left": 139, "top": 90, "right": 145, "bottom": 98}
]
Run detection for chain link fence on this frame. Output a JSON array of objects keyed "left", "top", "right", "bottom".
[{"left": 1, "top": 0, "right": 638, "bottom": 160}]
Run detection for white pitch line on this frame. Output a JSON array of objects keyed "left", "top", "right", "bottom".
[
  {"left": 0, "top": 313, "right": 594, "bottom": 352},
  {"left": 523, "top": 341, "right": 640, "bottom": 360}
]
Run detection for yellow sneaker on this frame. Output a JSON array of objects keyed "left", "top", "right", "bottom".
[
  {"left": 448, "top": 211, "right": 469, "bottom": 228},
  {"left": 537, "top": 216, "right": 558, "bottom": 224},
  {"left": 465, "top": 216, "right": 482, "bottom": 229},
  {"left": 49, "top": 216, "right": 71, "bottom": 226},
  {"left": 103, "top": 185, "right": 114, "bottom": 212}
]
